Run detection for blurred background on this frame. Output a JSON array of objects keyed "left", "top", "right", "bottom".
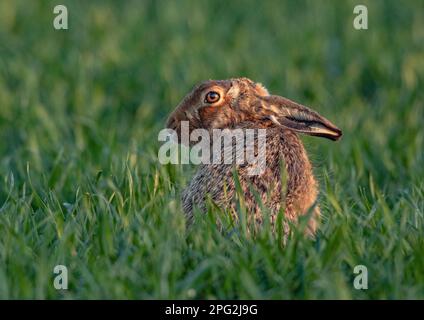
[
  {"left": 0, "top": 0, "right": 423, "bottom": 189},
  {"left": 0, "top": 0, "right": 423, "bottom": 299}
]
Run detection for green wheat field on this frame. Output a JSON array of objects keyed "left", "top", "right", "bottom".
[{"left": 0, "top": 0, "right": 423, "bottom": 299}]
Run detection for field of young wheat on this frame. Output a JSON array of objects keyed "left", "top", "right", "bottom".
[{"left": 0, "top": 0, "right": 423, "bottom": 299}]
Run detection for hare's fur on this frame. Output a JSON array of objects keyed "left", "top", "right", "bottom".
[
  {"left": 166, "top": 78, "right": 341, "bottom": 235},
  {"left": 182, "top": 125, "right": 318, "bottom": 235}
]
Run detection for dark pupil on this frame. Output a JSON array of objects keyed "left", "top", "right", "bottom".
[{"left": 208, "top": 92, "right": 219, "bottom": 102}]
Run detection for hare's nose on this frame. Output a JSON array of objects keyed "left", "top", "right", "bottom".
[{"left": 166, "top": 117, "right": 177, "bottom": 130}]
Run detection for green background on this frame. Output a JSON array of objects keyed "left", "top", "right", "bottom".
[{"left": 0, "top": 0, "right": 423, "bottom": 299}]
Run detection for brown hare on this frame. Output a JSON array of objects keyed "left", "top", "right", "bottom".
[{"left": 165, "top": 78, "right": 341, "bottom": 236}]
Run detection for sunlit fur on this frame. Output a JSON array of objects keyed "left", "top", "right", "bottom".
[{"left": 166, "top": 78, "right": 341, "bottom": 236}]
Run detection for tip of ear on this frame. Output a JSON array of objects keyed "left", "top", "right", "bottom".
[
  {"left": 309, "top": 128, "right": 342, "bottom": 141},
  {"left": 329, "top": 130, "right": 343, "bottom": 141}
]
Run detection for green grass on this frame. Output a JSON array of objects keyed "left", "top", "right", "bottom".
[{"left": 0, "top": 0, "right": 423, "bottom": 299}]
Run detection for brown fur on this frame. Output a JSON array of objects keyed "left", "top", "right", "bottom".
[{"left": 166, "top": 78, "right": 341, "bottom": 236}]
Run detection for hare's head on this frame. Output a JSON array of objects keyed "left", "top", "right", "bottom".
[{"left": 166, "top": 77, "right": 342, "bottom": 142}]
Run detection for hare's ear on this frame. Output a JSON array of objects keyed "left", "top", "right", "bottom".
[{"left": 260, "top": 95, "right": 342, "bottom": 141}]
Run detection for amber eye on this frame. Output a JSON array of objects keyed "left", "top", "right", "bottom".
[{"left": 204, "top": 91, "right": 220, "bottom": 104}]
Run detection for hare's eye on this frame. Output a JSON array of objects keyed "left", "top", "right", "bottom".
[{"left": 204, "top": 91, "right": 220, "bottom": 104}]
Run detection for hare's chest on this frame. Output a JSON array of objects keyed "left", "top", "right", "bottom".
[{"left": 182, "top": 160, "right": 284, "bottom": 217}]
